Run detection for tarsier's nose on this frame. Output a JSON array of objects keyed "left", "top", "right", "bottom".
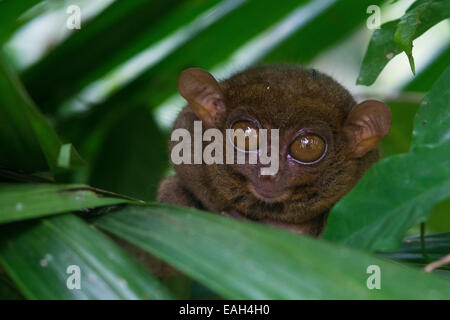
[
  {"left": 248, "top": 173, "right": 290, "bottom": 203},
  {"left": 258, "top": 173, "right": 281, "bottom": 190}
]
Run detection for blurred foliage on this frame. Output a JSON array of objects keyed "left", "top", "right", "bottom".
[
  {"left": 22, "top": 0, "right": 194, "bottom": 112},
  {"left": 89, "top": 107, "right": 168, "bottom": 201},
  {"left": 0, "top": 276, "right": 23, "bottom": 300},
  {"left": 0, "top": 51, "right": 84, "bottom": 173},
  {"left": 381, "top": 232, "right": 450, "bottom": 269},
  {"left": 324, "top": 68, "right": 450, "bottom": 251},
  {"left": 0, "top": 0, "right": 45, "bottom": 42},
  {"left": 0, "top": 0, "right": 449, "bottom": 299}
]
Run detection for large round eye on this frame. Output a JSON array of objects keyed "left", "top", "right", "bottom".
[
  {"left": 290, "top": 134, "right": 326, "bottom": 163},
  {"left": 231, "top": 121, "right": 259, "bottom": 151}
]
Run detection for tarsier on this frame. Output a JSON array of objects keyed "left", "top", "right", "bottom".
[{"left": 158, "top": 65, "right": 392, "bottom": 236}]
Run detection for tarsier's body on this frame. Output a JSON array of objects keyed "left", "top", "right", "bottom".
[{"left": 158, "top": 65, "right": 391, "bottom": 236}]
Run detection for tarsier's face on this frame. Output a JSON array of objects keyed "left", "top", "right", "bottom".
[
  {"left": 176, "top": 66, "right": 391, "bottom": 226},
  {"left": 224, "top": 101, "right": 339, "bottom": 205}
]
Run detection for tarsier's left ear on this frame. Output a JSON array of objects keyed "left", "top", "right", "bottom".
[
  {"left": 343, "top": 100, "right": 392, "bottom": 158},
  {"left": 178, "top": 68, "right": 226, "bottom": 127}
]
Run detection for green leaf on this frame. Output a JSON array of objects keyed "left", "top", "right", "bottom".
[
  {"left": 379, "top": 100, "right": 419, "bottom": 156},
  {"left": 94, "top": 203, "right": 450, "bottom": 299},
  {"left": 0, "top": 183, "right": 134, "bottom": 224},
  {"left": 0, "top": 51, "right": 84, "bottom": 174},
  {"left": 323, "top": 67, "right": 450, "bottom": 251},
  {"left": 394, "top": 0, "right": 450, "bottom": 75},
  {"left": 0, "top": 0, "right": 44, "bottom": 43},
  {"left": 357, "top": 20, "right": 403, "bottom": 86},
  {"left": 323, "top": 146, "right": 450, "bottom": 251},
  {"left": 403, "top": 43, "right": 450, "bottom": 92},
  {"left": 410, "top": 68, "right": 450, "bottom": 149},
  {"left": 357, "top": 0, "right": 450, "bottom": 85},
  {"left": 427, "top": 198, "right": 450, "bottom": 233},
  {"left": 0, "top": 214, "right": 172, "bottom": 299}
]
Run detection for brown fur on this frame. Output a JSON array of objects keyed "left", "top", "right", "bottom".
[{"left": 158, "top": 65, "right": 386, "bottom": 236}]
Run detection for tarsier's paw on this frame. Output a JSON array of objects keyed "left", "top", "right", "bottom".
[
  {"left": 220, "top": 209, "right": 327, "bottom": 237},
  {"left": 220, "top": 210, "right": 249, "bottom": 220},
  {"left": 258, "top": 218, "right": 324, "bottom": 236}
]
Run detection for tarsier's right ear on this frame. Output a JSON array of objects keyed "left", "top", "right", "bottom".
[
  {"left": 343, "top": 100, "right": 392, "bottom": 158},
  {"left": 178, "top": 68, "right": 226, "bottom": 127}
]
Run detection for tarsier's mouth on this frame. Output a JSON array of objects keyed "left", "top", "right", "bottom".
[{"left": 247, "top": 183, "right": 291, "bottom": 204}]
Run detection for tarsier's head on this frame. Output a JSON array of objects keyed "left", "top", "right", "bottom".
[{"left": 175, "top": 65, "right": 391, "bottom": 226}]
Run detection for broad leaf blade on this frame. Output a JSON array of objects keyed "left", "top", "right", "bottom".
[
  {"left": 323, "top": 148, "right": 450, "bottom": 250},
  {"left": 427, "top": 198, "right": 450, "bottom": 233},
  {"left": 357, "top": 20, "right": 403, "bottom": 86},
  {"left": 95, "top": 204, "right": 450, "bottom": 299},
  {"left": 411, "top": 66, "right": 450, "bottom": 149},
  {"left": 379, "top": 100, "right": 419, "bottom": 156},
  {"left": 0, "top": 214, "right": 172, "bottom": 299},
  {"left": 323, "top": 67, "right": 450, "bottom": 251},
  {"left": 403, "top": 43, "right": 450, "bottom": 92},
  {"left": 394, "top": 0, "right": 450, "bottom": 74},
  {"left": 0, "top": 183, "right": 134, "bottom": 224},
  {"left": 357, "top": 0, "right": 450, "bottom": 85}
]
